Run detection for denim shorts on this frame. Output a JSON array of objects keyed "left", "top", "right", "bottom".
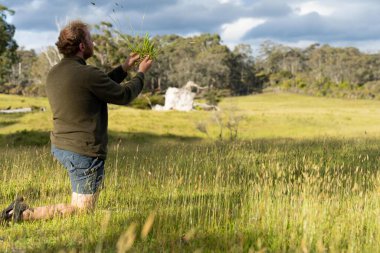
[{"left": 51, "top": 145, "right": 105, "bottom": 194}]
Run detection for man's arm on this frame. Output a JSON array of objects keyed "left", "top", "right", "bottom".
[
  {"left": 88, "top": 56, "right": 153, "bottom": 105},
  {"left": 107, "top": 53, "right": 140, "bottom": 83},
  {"left": 107, "top": 66, "right": 128, "bottom": 84},
  {"left": 88, "top": 68, "right": 144, "bottom": 105}
]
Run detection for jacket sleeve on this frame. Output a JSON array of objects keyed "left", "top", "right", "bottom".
[
  {"left": 107, "top": 65, "right": 128, "bottom": 83},
  {"left": 87, "top": 66, "right": 145, "bottom": 105}
]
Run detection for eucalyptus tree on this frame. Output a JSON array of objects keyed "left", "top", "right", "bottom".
[{"left": 0, "top": 4, "right": 18, "bottom": 87}]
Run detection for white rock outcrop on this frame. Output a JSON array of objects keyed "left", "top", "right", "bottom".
[{"left": 154, "top": 87, "right": 195, "bottom": 112}]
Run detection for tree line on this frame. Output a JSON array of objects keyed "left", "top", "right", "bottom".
[
  {"left": 256, "top": 41, "right": 380, "bottom": 99},
  {"left": 0, "top": 16, "right": 257, "bottom": 97},
  {"left": 1, "top": 4, "right": 380, "bottom": 100}
]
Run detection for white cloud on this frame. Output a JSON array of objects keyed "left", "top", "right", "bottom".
[
  {"left": 29, "top": 0, "right": 44, "bottom": 11},
  {"left": 3, "top": 0, "right": 380, "bottom": 54},
  {"left": 294, "top": 1, "right": 335, "bottom": 16},
  {"left": 281, "top": 40, "right": 319, "bottom": 48},
  {"left": 14, "top": 30, "right": 58, "bottom": 51},
  {"left": 183, "top": 32, "right": 202, "bottom": 38},
  {"left": 217, "top": 0, "right": 242, "bottom": 5},
  {"left": 330, "top": 40, "right": 380, "bottom": 53},
  {"left": 221, "top": 17, "right": 266, "bottom": 43}
]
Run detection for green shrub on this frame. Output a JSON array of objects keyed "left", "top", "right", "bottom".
[
  {"left": 129, "top": 93, "right": 165, "bottom": 109},
  {"left": 204, "top": 89, "right": 221, "bottom": 106},
  {"left": 296, "top": 77, "right": 307, "bottom": 89},
  {"left": 281, "top": 79, "right": 292, "bottom": 89},
  {"left": 149, "top": 94, "right": 165, "bottom": 106}
]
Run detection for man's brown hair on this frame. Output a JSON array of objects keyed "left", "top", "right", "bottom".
[{"left": 56, "top": 20, "right": 89, "bottom": 57}]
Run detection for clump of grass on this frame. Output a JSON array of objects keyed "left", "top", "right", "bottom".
[
  {"left": 120, "top": 32, "right": 158, "bottom": 63},
  {"left": 132, "top": 33, "right": 158, "bottom": 61}
]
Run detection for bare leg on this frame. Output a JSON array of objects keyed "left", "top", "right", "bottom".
[
  {"left": 71, "top": 192, "right": 100, "bottom": 211},
  {"left": 22, "top": 204, "right": 77, "bottom": 221},
  {"left": 21, "top": 192, "right": 99, "bottom": 221}
]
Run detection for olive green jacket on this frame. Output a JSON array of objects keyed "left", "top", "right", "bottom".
[{"left": 46, "top": 56, "right": 144, "bottom": 159}]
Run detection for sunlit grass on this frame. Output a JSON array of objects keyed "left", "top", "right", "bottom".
[
  {"left": 2, "top": 93, "right": 380, "bottom": 251},
  {"left": 1, "top": 139, "right": 380, "bottom": 251}
]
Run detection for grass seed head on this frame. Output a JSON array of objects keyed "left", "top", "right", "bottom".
[{"left": 141, "top": 211, "right": 156, "bottom": 240}]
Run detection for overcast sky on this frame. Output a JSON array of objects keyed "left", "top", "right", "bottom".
[{"left": 2, "top": 0, "right": 380, "bottom": 54}]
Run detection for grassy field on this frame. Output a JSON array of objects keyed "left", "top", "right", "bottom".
[
  {"left": 1, "top": 92, "right": 380, "bottom": 141},
  {"left": 1, "top": 92, "right": 380, "bottom": 252}
]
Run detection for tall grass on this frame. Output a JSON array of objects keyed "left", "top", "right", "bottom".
[
  {"left": 2, "top": 93, "right": 380, "bottom": 251},
  {"left": 1, "top": 138, "right": 380, "bottom": 252}
]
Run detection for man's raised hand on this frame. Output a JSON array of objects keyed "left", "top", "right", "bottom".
[
  {"left": 122, "top": 53, "right": 140, "bottom": 72},
  {"left": 138, "top": 56, "right": 153, "bottom": 74}
]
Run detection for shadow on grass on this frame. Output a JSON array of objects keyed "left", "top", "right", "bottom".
[
  {"left": 0, "top": 113, "right": 25, "bottom": 129},
  {"left": 0, "top": 130, "right": 50, "bottom": 147},
  {"left": 0, "top": 130, "right": 203, "bottom": 147},
  {"left": 108, "top": 130, "right": 202, "bottom": 144},
  {"left": 1, "top": 130, "right": 379, "bottom": 153},
  {"left": 0, "top": 121, "right": 17, "bottom": 128}
]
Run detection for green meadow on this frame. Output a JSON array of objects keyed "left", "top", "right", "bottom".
[{"left": 1, "top": 92, "right": 380, "bottom": 252}]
